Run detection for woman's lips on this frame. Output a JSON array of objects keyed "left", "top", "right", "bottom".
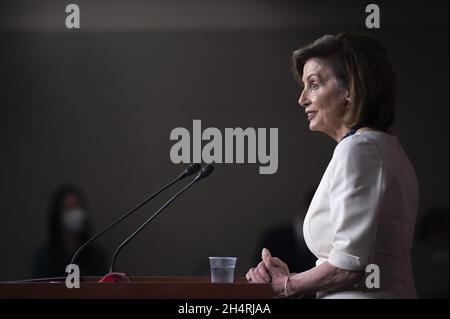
[{"left": 306, "top": 111, "right": 317, "bottom": 121}]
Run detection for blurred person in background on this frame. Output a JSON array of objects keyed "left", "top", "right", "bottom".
[
  {"left": 253, "top": 188, "right": 317, "bottom": 298},
  {"left": 253, "top": 188, "right": 317, "bottom": 274},
  {"left": 412, "top": 208, "right": 449, "bottom": 298},
  {"left": 33, "top": 185, "right": 107, "bottom": 277}
]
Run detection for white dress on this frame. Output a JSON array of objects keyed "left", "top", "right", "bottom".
[{"left": 303, "top": 131, "right": 419, "bottom": 299}]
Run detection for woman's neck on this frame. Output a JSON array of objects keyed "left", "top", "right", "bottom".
[
  {"left": 333, "top": 126, "right": 381, "bottom": 143},
  {"left": 332, "top": 126, "right": 350, "bottom": 143}
]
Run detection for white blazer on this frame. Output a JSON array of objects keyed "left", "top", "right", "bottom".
[{"left": 303, "top": 130, "right": 419, "bottom": 298}]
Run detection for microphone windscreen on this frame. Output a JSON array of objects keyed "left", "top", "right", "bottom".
[
  {"left": 198, "top": 164, "right": 214, "bottom": 179},
  {"left": 182, "top": 163, "right": 201, "bottom": 178}
]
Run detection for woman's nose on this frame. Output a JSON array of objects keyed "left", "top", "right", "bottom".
[{"left": 298, "top": 91, "right": 309, "bottom": 108}]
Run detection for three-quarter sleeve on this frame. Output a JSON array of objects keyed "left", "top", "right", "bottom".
[{"left": 327, "top": 136, "right": 384, "bottom": 271}]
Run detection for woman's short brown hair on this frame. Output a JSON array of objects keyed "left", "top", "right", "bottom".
[{"left": 292, "top": 33, "right": 398, "bottom": 131}]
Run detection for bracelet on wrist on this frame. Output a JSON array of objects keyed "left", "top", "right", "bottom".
[{"left": 284, "top": 273, "right": 297, "bottom": 298}]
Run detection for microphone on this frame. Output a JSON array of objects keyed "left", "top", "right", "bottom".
[
  {"left": 69, "top": 163, "right": 201, "bottom": 266},
  {"left": 100, "top": 164, "right": 214, "bottom": 282}
]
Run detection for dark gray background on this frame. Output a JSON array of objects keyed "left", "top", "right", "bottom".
[{"left": 0, "top": 0, "right": 448, "bottom": 296}]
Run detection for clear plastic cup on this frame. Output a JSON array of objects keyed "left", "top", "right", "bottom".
[{"left": 209, "top": 257, "right": 237, "bottom": 283}]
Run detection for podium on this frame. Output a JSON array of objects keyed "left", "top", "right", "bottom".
[{"left": 0, "top": 276, "right": 273, "bottom": 299}]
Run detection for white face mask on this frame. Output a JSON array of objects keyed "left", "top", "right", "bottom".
[{"left": 62, "top": 208, "right": 87, "bottom": 233}]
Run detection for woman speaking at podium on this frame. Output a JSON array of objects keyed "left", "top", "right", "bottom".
[{"left": 246, "top": 33, "right": 419, "bottom": 299}]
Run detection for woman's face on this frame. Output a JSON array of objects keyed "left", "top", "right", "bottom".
[
  {"left": 298, "top": 58, "right": 349, "bottom": 139},
  {"left": 61, "top": 193, "right": 87, "bottom": 234},
  {"left": 62, "top": 194, "right": 81, "bottom": 211}
]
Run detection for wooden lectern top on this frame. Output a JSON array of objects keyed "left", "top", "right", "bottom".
[{"left": 0, "top": 276, "right": 273, "bottom": 299}]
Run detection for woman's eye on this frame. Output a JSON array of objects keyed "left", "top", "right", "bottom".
[{"left": 310, "top": 82, "right": 319, "bottom": 90}]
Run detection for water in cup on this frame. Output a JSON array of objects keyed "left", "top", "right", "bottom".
[{"left": 209, "top": 257, "right": 237, "bottom": 283}]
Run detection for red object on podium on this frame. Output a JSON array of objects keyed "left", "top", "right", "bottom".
[{"left": 98, "top": 272, "right": 131, "bottom": 283}]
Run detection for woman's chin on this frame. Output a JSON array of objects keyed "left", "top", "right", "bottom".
[{"left": 308, "top": 121, "right": 318, "bottom": 131}]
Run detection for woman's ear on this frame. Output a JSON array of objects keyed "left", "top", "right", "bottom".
[{"left": 343, "top": 89, "right": 352, "bottom": 109}]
